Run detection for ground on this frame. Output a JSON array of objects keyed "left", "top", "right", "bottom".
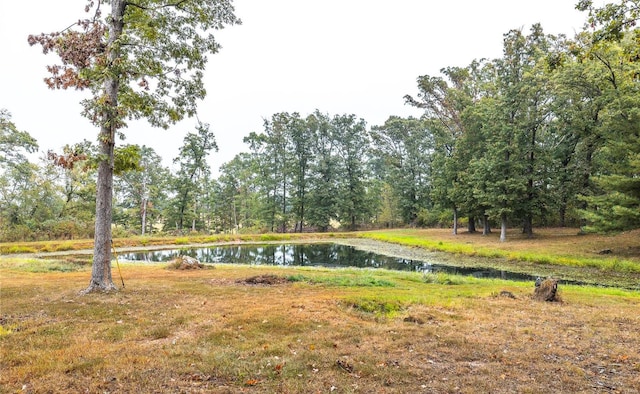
[{"left": 1, "top": 251, "right": 639, "bottom": 393}]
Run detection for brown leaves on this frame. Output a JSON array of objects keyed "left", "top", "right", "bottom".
[
  {"left": 47, "top": 149, "right": 88, "bottom": 170},
  {"left": 28, "top": 17, "right": 107, "bottom": 91},
  {"left": 44, "top": 66, "right": 90, "bottom": 90}
]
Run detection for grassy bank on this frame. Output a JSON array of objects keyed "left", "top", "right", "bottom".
[
  {"left": 1, "top": 262, "right": 639, "bottom": 393},
  {"left": 3, "top": 227, "right": 640, "bottom": 288},
  {"left": 357, "top": 228, "right": 640, "bottom": 274},
  {"left": 0, "top": 232, "right": 347, "bottom": 255}
]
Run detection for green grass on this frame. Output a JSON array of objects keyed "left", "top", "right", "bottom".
[
  {"left": 422, "top": 272, "right": 478, "bottom": 285},
  {"left": 358, "top": 230, "right": 640, "bottom": 274},
  {"left": 342, "top": 297, "right": 406, "bottom": 317},
  {"left": 174, "top": 237, "right": 189, "bottom": 245},
  {"left": 288, "top": 271, "right": 396, "bottom": 287},
  {"left": 0, "top": 245, "right": 36, "bottom": 254},
  {"left": 0, "top": 258, "right": 88, "bottom": 273}
]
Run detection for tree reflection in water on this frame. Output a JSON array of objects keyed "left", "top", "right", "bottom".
[{"left": 117, "top": 243, "right": 541, "bottom": 282}]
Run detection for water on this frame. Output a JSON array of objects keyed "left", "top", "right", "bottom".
[{"left": 118, "top": 243, "right": 542, "bottom": 282}]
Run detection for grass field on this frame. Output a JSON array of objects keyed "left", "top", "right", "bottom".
[{"left": 1, "top": 228, "right": 640, "bottom": 392}]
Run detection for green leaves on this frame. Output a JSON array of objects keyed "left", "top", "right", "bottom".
[
  {"left": 31, "top": 0, "right": 239, "bottom": 131},
  {"left": 0, "top": 109, "right": 38, "bottom": 166}
]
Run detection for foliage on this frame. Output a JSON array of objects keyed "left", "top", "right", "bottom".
[
  {"left": 29, "top": 0, "right": 239, "bottom": 291},
  {"left": 5, "top": 0, "right": 640, "bottom": 243},
  {"left": 370, "top": 116, "right": 433, "bottom": 224},
  {"left": 574, "top": 1, "right": 640, "bottom": 232},
  {"left": 114, "top": 145, "right": 170, "bottom": 235},
  {"left": 167, "top": 123, "right": 217, "bottom": 232}
]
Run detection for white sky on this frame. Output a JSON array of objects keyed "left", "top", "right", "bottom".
[{"left": 0, "top": 0, "right": 587, "bottom": 174}]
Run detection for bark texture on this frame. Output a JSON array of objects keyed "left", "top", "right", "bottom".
[{"left": 84, "top": 0, "right": 126, "bottom": 293}]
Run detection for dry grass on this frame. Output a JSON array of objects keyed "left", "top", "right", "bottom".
[
  {"left": 0, "top": 232, "right": 347, "bottom": 255},
  {"left": 1, "top": 262, "right": 639, "bottom": 393}
]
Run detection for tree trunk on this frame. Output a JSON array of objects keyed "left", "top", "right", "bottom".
[
  {"left": 178, "top": 189, "right": 189, "bottom": 231},
  {"left": 84, "top": 0, "right": 126, "bottom": 293},
  {"left": 559, "top": 201, "right": 566, "bottom": 227},
  {"left": 482, "top": 214, "right": 491, "bottom": 235},
  {"left": 467, "top": 216, "right": 476, "bottom": 233},
  {"left": 299, "top": 180, "right": 306, "bottom": 233},
  {"left": 500, "top": 213, "right": 508, "bottom": 242},
  {"left": 141, "top": 197, "right": 147, "bottom": 236},
  {"left": 232, "top": 200, "right": 237, "bottom": 233},
  {"left": 452, "top": 206, "right": 458, "bottom": 235},
  {"left": 86, "top": 139, "right": 117, "bottom": 292},
  {"left": 282, "top": 176, "right": 287, "bottom": 233},
  {"left": 523, "top": 216, "right": 533, "bottom": 238},
  {"left": 191, "top": 201, "right": 197, "bottom": 232}
]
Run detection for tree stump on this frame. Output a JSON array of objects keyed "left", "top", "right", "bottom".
[{"left": 533, "top": 278, "right": 559, "bottom": 302}]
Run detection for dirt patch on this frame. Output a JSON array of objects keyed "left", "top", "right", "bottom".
[
  {"left": 236, "top": 274, "right": 291, "bottom": 285},
  {"left": 403, "top": 315, "right": 425, "bottom": 325}
]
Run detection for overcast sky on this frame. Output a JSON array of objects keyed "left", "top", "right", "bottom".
[{"left": 1, "top": 0, "right": 588, "bottom": 173}]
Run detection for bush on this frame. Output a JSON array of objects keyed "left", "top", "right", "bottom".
[{"left": 416, "top": 208, "right": 452, "bottom": 228}]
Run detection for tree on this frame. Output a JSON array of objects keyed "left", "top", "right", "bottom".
[
  {"left": 577, "top": 0, "right": 640, "bottom": 41},
  {"left": 170, "top": 123, "right": 217, "bottom": 232},
  {"left": 243, "top": 114, "right": 292, "bottom": 233},
  {"left": 575, "top": 0, "right": 640, "bottom": 232},
  {"left": 29, "top": 0, "right": 239, "bottom": 292},
  {"left": 287, "top": 114, "right": 313, "bottom": 232},
  {"left": 370, "top": 116, "right": 433, "bottom": 225},
  {"left": 470, "top": 26, "right": 555, "bottom": 242},
  {"left": 0, "top": 109, "right": 38, "bottom": 166},
  {"left": 306, "top": 111, "right": 340, "bottom": 231},
  {"left": 47, "top": 142, "right": 98, "bottom": 238},
  {"left": 115, "top": 145, "right": 169, "bottom": 235},
  {"left": 0, "top": 110, "right": 40, "bottom": 241},
  {"left": 216, "top": 152, "right": 264, "bottom": 232},
  {"left": 405, "top": 62, "right": 491, "bottom": 234},
  {"left": 333, "top": 114, "right": 370, "bottom": 230},
  {"left": 544, "top": 32, "right": 613, "bottom": 227}
]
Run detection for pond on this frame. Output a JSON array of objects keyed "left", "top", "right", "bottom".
[{"left": 118, "top": 243, "right": 543, "bottom": 283}]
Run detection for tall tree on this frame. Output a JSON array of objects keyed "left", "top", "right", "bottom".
[
  {"left": 29, "top": 0, "right": 239, "bottom": 292},
  {"left": 288, "top": 114, "right": 313, "bottom": 232},
  {"left": 115, "top": 145, "right": 169, "bottom": 235},
  {"left": 0, "top": 110, "right": 40, "bottom": 241},
  {"left": 170, "top": 123, "right": 217, "bottom": 232},
  {"left": 576, "top": 0, "right": 640, "bottom": 232},
  {"left": 370, "top": 116, "right": 432, "bottom": 225},
  {"left": 405, "top": 62, "right": 491, "bottom": 233},
  {"left": 215, "top": 152, "right": 265, "bottom": 232},
  {"left": 243, "top": 113, "right": 293, "bottom": 233},
  {"left": 306, "top": 111, "right": 339, "bottom": 231},
  {"left": 473, "top": 25, "right": 554, "bottom": 241},
  {"left": 545, "top": 32, "right": 611, "bottom": 227},
  {"left": 333, "top": 114, "right": 370, "bottom": 230}
]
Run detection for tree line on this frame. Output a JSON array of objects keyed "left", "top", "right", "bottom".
[{"left": 1, "top": 0, "right": 638, "bottom": 243}]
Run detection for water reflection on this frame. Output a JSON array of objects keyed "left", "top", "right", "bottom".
[{"left": 118, "top": 243, "right": 540, "bottom": 282}]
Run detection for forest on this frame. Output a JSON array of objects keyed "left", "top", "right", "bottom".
[{"left": 1, "top": 1, "right": 639, "bottom": 244}]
